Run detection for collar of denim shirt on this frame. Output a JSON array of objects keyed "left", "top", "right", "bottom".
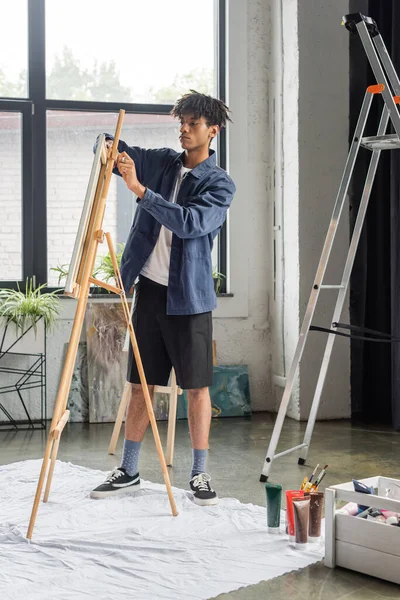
[{"left": 172, "top": 149, "right": 217, "bottom": 179}]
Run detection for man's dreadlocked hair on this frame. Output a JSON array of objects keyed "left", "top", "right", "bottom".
[{"left": 171, "top": 90, "right": 232, "bottom": 128}]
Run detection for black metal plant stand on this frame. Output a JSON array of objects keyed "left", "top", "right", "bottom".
[{"left": 0, "top": 319, "right": 46, "bottom": 431}]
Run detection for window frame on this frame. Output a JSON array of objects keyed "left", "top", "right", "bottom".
[{"left": 0, "top": 0, "right": 228, "bottom": 293}]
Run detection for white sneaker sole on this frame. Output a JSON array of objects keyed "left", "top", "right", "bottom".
[
  {"left": 192, "top": 494, "right": 219, "bottom": 507},
  {"left": 90, "top": 481, "right": 141, "bottom": 499}
]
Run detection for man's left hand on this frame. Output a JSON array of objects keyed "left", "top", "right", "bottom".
[{"left": 117, "top": 152, "right": 146, "bottom": 199}]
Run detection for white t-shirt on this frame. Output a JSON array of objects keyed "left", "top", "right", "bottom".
[{"left": 140, "top": 166, "right": 192, "bottom": 286}]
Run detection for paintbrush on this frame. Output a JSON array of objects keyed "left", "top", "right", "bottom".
[
  {"left": 300, "top": 476, "right": 308, "bottom": 490},
  {"left": 313, "top": 464, "right": 328, "bottom": 488},
  {"left": 308, "top": 464, "right": 319, "bottom": 484}
]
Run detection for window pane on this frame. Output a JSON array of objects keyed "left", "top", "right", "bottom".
[
  {"left": 0, "top": 112, "right": 22, "bottom": 281},
  {"left": 47, "top": 111, "right": 181, "bottom": 287},
  {"left": 46, "top": 0, "right": 216, "bottom": 103},
  {"left": 0, "top": 1, "right": 28, "bottom": 98}
]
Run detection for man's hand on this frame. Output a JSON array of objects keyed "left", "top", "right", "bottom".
[
  {"left": 117, "top": 151, "right": 146, "bottom": 199},
  {"left": 105, "top": 138, "right": 118, "bottom": 166}
]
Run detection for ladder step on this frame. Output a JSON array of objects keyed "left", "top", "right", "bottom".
[
  {"left": 273, "top": 443, "right": 307, "bottom": 460},
  {"left": 320, "top": 285, "right": 346, "bottom": 289},
  {"left": 361, "top": 133, "right": 400, "bottom": 150}
]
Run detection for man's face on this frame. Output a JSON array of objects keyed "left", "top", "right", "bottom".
[{"left": 179, "top": 114, "right": 219, "bottom": 151}]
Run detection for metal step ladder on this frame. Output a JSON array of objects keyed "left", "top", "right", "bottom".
[{"left": 260, "top": 13, "right": 400, "bottom": 481}]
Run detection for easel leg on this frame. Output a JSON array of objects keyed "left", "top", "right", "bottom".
[
  {"left": 108, "top": 381, "right": 131, "bottom": 455},
  {"left": 27, "top": 255, "right": 94, "bottom": 537},
  {"left": 105, "top": 232, "right": 178, "bottom": 517},
  {"left": 27, "top": 438, "right": 53, "bottom": 539},
  {"left": 43, "top": 435, "right": 61, "bottom": 503},
  {"left": 166, "top": 369, "right": 178, "bottom": 467}
]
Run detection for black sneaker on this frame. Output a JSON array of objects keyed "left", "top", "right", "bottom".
[
  {"left": 90, "top": 467, "right": 140, "bottom": 499},
  {"left": 189, "top": 473, "right": 218, "bottom": 506}
]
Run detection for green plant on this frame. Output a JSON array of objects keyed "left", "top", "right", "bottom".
[
  {"left": 212, "top": 268, "right": 226, "bottom": 294},
  {"left": 0, "top": 279, "right": 61, "bottom": 334},
  {"left": 52, "top": 251, "right": 224, "bottom": 293},
  {"left": 94, "top": 244, "right": 125, "bottom": 285},
  {"left": 51, "top": 263, "right": 70, "bottom": 286},
  {"left": 51, "top": 244, "right": 125, "bottom": 292}
]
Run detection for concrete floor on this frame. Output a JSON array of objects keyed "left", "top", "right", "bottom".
[{"left": 1, "top": 413, "right": 400, "bottom": 599}]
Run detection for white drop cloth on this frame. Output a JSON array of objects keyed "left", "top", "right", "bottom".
[{"left": 0, "top": 460, "right": 324, "bottom": 599}]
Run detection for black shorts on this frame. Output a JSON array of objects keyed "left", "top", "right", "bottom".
[{"left": 127, "top": 275, "right": 213, "bottom": 389}]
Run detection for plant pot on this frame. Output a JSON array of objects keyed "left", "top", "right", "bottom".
[{"left": 0, "top": 317, "right": 45, "bottom": 355}]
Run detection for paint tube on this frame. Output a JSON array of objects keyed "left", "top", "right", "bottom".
[
  {"left": 356, "top": 507, "right": 388, "bottom": 522},
  {"left": 285, "top": 490, "right": 305, "bottom": 541},
  {"left": 356, "top": 507, "right": 374, "bottom": 519},
  {"left": 335, "top": 502, "right": 359, "bottom": 516},
  {"left": 292, "top": 496, "right": 310, "bottom": 548},
  {"left": 366, "top": 509, "right": 386, "bottom": 524},
  {"left": 353, "top": 479, "right": 376, "bottom": 512},
  {"left": 265, "top": 483, "right": 282, "bottom": 533},
  {"left": 307, "top": 492, "right": 324, "bottom": 542},
  {"left": 381, "top": 510, "right": 399, "bottom": 520}
]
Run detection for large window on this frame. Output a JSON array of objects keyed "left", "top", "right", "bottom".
[
  {"left": 0, "top": 0, "right": 227, "bottom": 291},
  {"left": 0, "top": 1, "right": 28, "bottom": 99},
  {"left": 45, "top": 0, "right": 216, "bottom": 104}
]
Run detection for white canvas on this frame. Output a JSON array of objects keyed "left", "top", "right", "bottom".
[{"left": 64, "top": 134, "right": 106, "bottom": 295}]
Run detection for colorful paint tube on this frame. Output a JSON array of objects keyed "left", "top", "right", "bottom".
[
  {"left": 307, "top": 492, "right": 324, "bottom": 542},
  {"left": 285, "top": 490, "right": 305, "bottom": 541},
  {"left": 265, "top": 483, "right": 283, "bottom": 533},
  {"left": 292, "top": 496, "right": 310, "bottom": 547},
  {"left": 353, "top": 479, "right": 376, "bottom": 512},
  {"left": 366, "top": 511, "right": 386, "bottom": 524},
  {"left": 335, "top": 502, "right": 359, "bottom": 516}
]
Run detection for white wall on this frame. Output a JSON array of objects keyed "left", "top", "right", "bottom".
[
  {"left": 212, "top": 0, "right": 272, "bottom": 411},
  {"left": 297, "top": 0, "right": 350, "bottom": 419},
  {"left": 267, "top": 0, "right": 350, "bottom": 420}
]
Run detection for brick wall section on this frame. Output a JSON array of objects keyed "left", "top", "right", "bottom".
[{"left": 0, "top": 127, "right": 23, "bottom": 280}]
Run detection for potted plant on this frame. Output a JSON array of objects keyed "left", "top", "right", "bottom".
[
  {"left": 93, "top": 244, "right": 125, "bottom": 289},
  {"left": 52, "top": 244, "right": 125, "bottom": 295},
  {"left": 0, "top": 279, "right": 61, "bottom": 354},
  {"left": 212, "top": 267, "right": 226, "bottom": 294}
]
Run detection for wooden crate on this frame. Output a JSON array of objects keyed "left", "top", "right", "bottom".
[{"left": 325, "top": 476, "right": 400, "bottom": 585}]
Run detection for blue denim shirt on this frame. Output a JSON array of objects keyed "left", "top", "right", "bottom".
[{"left": 102, "top": 135, "right": 235, "bottom": 315}]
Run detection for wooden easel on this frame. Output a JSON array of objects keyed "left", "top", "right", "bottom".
[{"left": 27, "top": 110, "right": 178, "bottom": 540}]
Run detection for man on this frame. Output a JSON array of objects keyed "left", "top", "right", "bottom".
[{"left": 91, "top": 90, "right": 235, "bottom": 506}]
